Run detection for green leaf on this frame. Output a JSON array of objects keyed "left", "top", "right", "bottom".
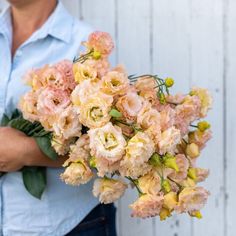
[
  {"left": 35, "top": 136, "right": 58, "bottom": 160},
  {"left": 22, "top": 167, "right": 47, "bottom": 199},
  {"left": 0, "top": 114, "right": 10, "bottom": 126}
]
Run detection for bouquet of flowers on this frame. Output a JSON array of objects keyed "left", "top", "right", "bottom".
[{"left": 2, "top": 31, "right": 212, "bottom": 220}]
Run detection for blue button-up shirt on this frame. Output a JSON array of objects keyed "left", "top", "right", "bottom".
[{"left": 0, "top": 2, "right": 98, "bottom": 235}]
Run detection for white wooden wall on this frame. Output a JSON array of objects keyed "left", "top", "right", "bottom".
[{"left": 1, "top": 0, "right": 235, "bottom": 235}]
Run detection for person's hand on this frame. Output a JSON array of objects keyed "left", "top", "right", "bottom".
[
  {"left": 0, "top": 127, "right": 68, "bottom": 173},
  {"left": 0, "top": 127, "right": 29, "bottom": 172}
]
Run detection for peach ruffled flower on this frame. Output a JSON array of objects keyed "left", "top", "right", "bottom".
[
  {"left": 88, "top": 122, "right": 127, "bottom": 163},
  {"left": 19, "top": 90, "right": 40, "bottom": 122},
  {"left": 119, "top": 132, "right": 155, "bottom": 178},
  {"left": 138, "top": 170, "right": 162, "bottom": 195},
  {"left": 158, "top": 127, "right": 181, "bottom": 155},
  {"left": 84, "top": 58, "right": 111, "bottom": 78},
  {"left": 175, "top": 187, "right": 209, "bottom": 214},
  {"left": 101, "top": 70, "right": 129, "bottom": 96},
  {"left": 61, "top": 160, "right": 93, "bottom": 186},
  {"left": 175, "top": 95, "right": 201, "bottom": 134},
  {"left": 134, "top": 76, "right": 157, "bottom": 92},
  {"left": 160, "top": 105, "right": 176, "bottom": 131},
  {"left": 71, "top": 80, "right": 102, "bottom": 106},
  {"left": 79, "top": 95, "right": 113, "bottom": 129},
  {"left": 168, "top": 154, "right": 189, "bottom": 182},
  {"left": 63, "top": 134, "right": 90, "bottom": 166},
  {"left": 191, "top": 87, "right": 213, "bottom": 118},
  {"left": 51, "top": 135, "right": 75, "bottom": 155},
  {"left": 130, "top": 194, "right": 164, "bottom": 218},
  {"left": 93, "top": 178, "right": 127, "bottom": 204},
  {"left": 73, "top": 62, "right": 97, "bottom": 84},
  {"left": 188, "top": 130, "right": 212, "bottom": 150},
  {"left": 196, "top": 168, "right": 210, "bottom": 183},
  {"left": 116, "top": 92, "right": 143, "bottom": 122},
  {"left": 87, "top": 31, "right": 114, "bottom": 56},
  {"left": 37, "top": 88, "right": 70, "bottom": 116},
  {"left": 53, "top": 106, "right": 82, "bottom": 139},
  {"left": 137, "top": 101, "right": 161, "bottom": 130}
]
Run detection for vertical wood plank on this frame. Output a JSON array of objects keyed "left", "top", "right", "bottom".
[
  {"left": 153, "top": 0, "right": 192, "bottom": 235},
  {"left": 61, "top": 0, "right": 80, "bottom": 18},
  {"left": 190, "top": 1, "right": 225, "bottom": 236},
  {"left": 116, "top": 0, "right": 154, "bottom": 236},
  {"left": 226, "top": 0, "right": 236, "bottom": 235}
]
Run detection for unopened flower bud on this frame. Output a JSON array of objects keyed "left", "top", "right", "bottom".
[
  {"left": 148, "top": 153, "right": 162, "bottom": 167},
  {"left": 186, "top": 143, "right": 200, "bottom": 158},
  {"left": 159, "top": 93, "right": 166, "bottom": 104},
  {"left": 188, "top": 168, "right": 197, "bottom": 181},
  {"left": 93, "top": 50, "right": 101, "bottom": 60},
  {"left": 165, "top": 77, "right": 174, "bottom": 87},
  {"left": 89, "top": 156, "right": 97, "bottom": 168},
  {"left": 162, "top": 179, "right": 171, "bottom": 193},
  {"left": 197, "top": 121, "right": 211, "bottom": 132},
  {"left": 160, "top": 208, "right": 171, "bottom": 221},
  {"left": 189, "top": 210, "right": 202, "bottom": 219},
  {"left": 163, "top": 154, "right": 179, "bottom": 172}
]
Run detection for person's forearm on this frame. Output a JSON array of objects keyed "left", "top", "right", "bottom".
[{"left": 22, "top": 137, "right": 67, "bottom": 168}]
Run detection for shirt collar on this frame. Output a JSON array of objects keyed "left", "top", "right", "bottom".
[{"left": 0, "top": 1, "right": 74, "bottom": 44}]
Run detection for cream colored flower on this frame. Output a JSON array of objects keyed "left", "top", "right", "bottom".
[
  {"left": 138, "top": 170, "right": 161, "bottom": 195},
  {"left": 176, "top": 187, "right": 209, "bottom": 214},
  {"left": 135, "top": 76, "right": 157, "bottom": 92},
  {"left": 168, "top": 154, "right": 189, "bottom": 182},
  {"left": 119, "top": 132, "right": 155, "bottom": 178},
  {"left": 116, "top": 92, "right": 143, "bottom": 122},
  {"left": 101, "top": 70, "right": 129, "bottom": 96},
  {"left": 61, "top": 160, "right": 93, "bottom": 186},
  {"left": 137, "top": 101, "right": 161, "bottom": 129},
  {"left": 63, "top": 135, "right": 90, "bottom": 166},
  {"left": 93, "top": 178, "right": 127, "bottom": 204},
  {"left": 71, "top": 80, "right": 102, "bottom": 106},
  {"left": 73, "top": 62, "right": 97, "bottom": 84},
  {"left": 88, "top": 122, "right": 126, "bottom": 163},
  {"left": 51, "top": 135, "right": 75, "bottom": 155},
  {"left": 79, "top": 95, "right": 113, "bottom": 128},
  {"left": 124, "top": 132, "right": 155, "bottom": 165},
  {"left": 158, "top": 127, "right": 181, "bottom": 155},
  {"left": 196, "top": 168, "right": 209, "bottom": 183},
  {"left": 53, "top": 106, "right": 82, "bottom": 139},
  {"left": 130, "top": 194, "right": 164, "bottom": 218},
  {"left": 190, "top": 87, "right": 213, "bottom": 117}
]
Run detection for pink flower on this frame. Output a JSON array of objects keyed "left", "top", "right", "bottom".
[
  {"left": 52, "top": 106, "right": 82, "bottom": 139},
  {"left": 175, "top": 187, "right": 209, "bottom": 214},
  {"left": 84, "top": 58, "right": 111, "bottom": 78},
  {"left": 175, "top": 95, "right": 201, "bottom": 134},
  {"left": 196, "top": 168, "right": 210, "bottom": 183},
  {"left": 37, "top": 88, "right": 70, "bottom": 116},
  {"left": 40, "top": 63, "right": 75, "bottom": 91},
  {"left": 116, "top": 92, "right": 143, "bottom": 122},
  {"left": 93, "top": 178, "right": 127, "bottom": 204},
  {"left": 158, "top": 127, "right": 181, "bottom": 155},
  {"left": 19, "top": 90, "right": 40, "bottom": 122},
  {"left": 87, "top": 31, "right": 114, "bottom": 56},
  {"left": 130, "top": 194, "right": 164, "bottom": 218},
  {"left": 160, "top": 105, "right": 176, "bottom": 131}
]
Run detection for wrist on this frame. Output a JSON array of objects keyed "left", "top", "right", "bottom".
[{"left": 21, "top": 137, "right": 37, "bottom": 166}]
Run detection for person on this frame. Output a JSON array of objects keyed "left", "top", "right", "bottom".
[{"left": 0, "top": 0, "right": 117, "bottom": 235}]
